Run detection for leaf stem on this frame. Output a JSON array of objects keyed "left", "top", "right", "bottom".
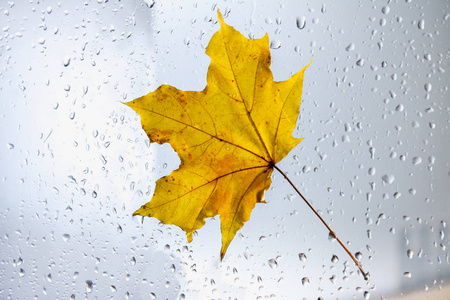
[{"left": 273, "top": 165, "right": 369, "bottom": 280}]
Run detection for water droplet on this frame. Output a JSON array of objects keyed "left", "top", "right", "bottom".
[
  {"left": 169, "top": 264, "right": 176, "bottom": 273},
  {"left": 418, "top": 19, "right": 425, "bottom": 30},
  {"left": 270, "top": 40, "right": 281, "bottom": 49},
  {"left": 345, "top": 43, "right": 355, "bottom": 52},
  {"left": 412, "top": 157, "right": 422, "bottom": 165},
  {"left": 331, "top": 254, "right": 339, "bottom": 263},
  {"left": 110, "top": 285, "right": 116, "bottom": 292},
  {"left": 395, "top": 104, "right": 404, "bottom": 112},
  {"left": 117, "top": 225, "right": 122, "bottom": 233},
  {"left": 407, "top": 249, "right": 413, "bottom": 259},
  {"left": 382, "top": 174, "right": 395, "bottom": 184},
  {"left": 7, "top": 143, "right": 14, "bottom": 149},
  {"left": 301, "top": 277, "right": 310, "bottom": 286},
  {"left": 296, "top": 16, "right": 306, "bottom": 30},
  {"left": 364, "top": 291, "right": 371, "bottom": 299},
  {"left": 69, "top": 112, "right": 75, "bottom": 120},
  {"left": 142, "top": 0, "right": 155, "bottom": 8},
  {"left": 63, "top": 56, "right": 71, "bottom": 67},
  {"left": 184, "top": 37, "right": 190, "bottom": 46},
  {"left": 162, "top": 163, "right": 167, "bottom": 169},
  {"left": 62, "top": 234, "right": 70, "bottom": 241},
  {"left": 368, "top": 167, "right": 376, "bottom": 175},
  {"left": 381, "top": 6, "right": 390, "bottom": 14},
  {"left": 298, "top": 253, "right": 307, "bottom": 262},
  {"left": 424, "top": 83, "right": 432, "bottom": 92},
  {"left": 403, "top": 272, "right": 411, "bottom": 278},
  {"left": 131, "top": 257, "right": 136, "bottom": 265},
  {"left": 19, "top": 268, "right": 25, "bottom": 277},
  {"left": 268, "top": 258, "right": 278, "bottom": 269},
  {"left": 355, "top": 252, "right": 363, "bottom": 260},
  {"left": 356, "top": 58, "right": 365, "bottom": 67},
  {"left": 85, "top": 280, "right": 93, "bottom": 293}
]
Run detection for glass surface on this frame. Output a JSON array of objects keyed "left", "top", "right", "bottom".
[{"left": 1, "top": 0, "right": 449, "bottom": 299}]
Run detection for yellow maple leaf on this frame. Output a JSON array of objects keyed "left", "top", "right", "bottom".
[{"left": 126, "top": 11, "right": 367, "bottom": 279}]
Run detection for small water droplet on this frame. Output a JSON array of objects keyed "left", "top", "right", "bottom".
[
  {"left": 85, "top": 280, "right": 93, "bottom": 293},
  {"left": 403, "top": 272, "right": 411, "bottom": 278},
  {"left": 381, "top": 6, "right": 390, "bottom": 14},
  {"left": 382, "top": 174, "right": 395, "bottom": 184},
  {"left": 62, "top": 234, "right": 70, "bottom": 241},
  {"left": 345, "top": 43, "right": 355, "bottom": 52},
  {"left": 407, "top": 249, "right": 413, "bottom": 259},
  {"left": 296, "top": 16, "right": 306, "bottom": 30},
  {"left": 412, "top": 157, "right": 422, "bottom": 165},
  {"left": 298, "top": 253, "right": 307, "bottom": 262},
  {"left": 63, "top": 56, "right": 71, "bottom": 67},
  {"left": 424, "top": 83, "right": 432, "bottom": 92},
  {"left": 131, "top": 257, "right": 136, "bottom": 265},
  {"left": 364, "top": 291, "right": 371, "bottom": 299},
  {"left": 418, "top": 19, "right": 425, "bottom": 30},
  {"left": 270, "top": 40, "right": 281, "bottom": 49},
  {"left": 355, "top": 252, "right": 363, "bottom": 260},
  {"left": 143, "top": 0, "right": 155, "bottom": 8},
  {"left": 268, "top": 258, "right": 278, "bottom": 269},
  {"left": 301, "top": 277, "right": 310, "bottom": 286},
  {"left": 169, "top": 264, "right": 176, "bottom": 273},
  {"left": 331, "top": 255, "right": 339, "bottom": 263}
]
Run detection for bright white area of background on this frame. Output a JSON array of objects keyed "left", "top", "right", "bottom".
[{"left": 0, "top": 0, "right": 449, "bottom": 299}]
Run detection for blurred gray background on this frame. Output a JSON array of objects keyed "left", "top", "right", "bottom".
[{"left": 1, "top": 0, "right": 449, "bottom": 299}]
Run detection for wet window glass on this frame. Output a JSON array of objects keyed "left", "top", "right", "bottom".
[{"left": 1, "top": 1, "right": 449, "bottom": 299}]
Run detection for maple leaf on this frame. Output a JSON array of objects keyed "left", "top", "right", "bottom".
[{"left": 126, "top": 11, "right": 367, "bottom": 279}]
